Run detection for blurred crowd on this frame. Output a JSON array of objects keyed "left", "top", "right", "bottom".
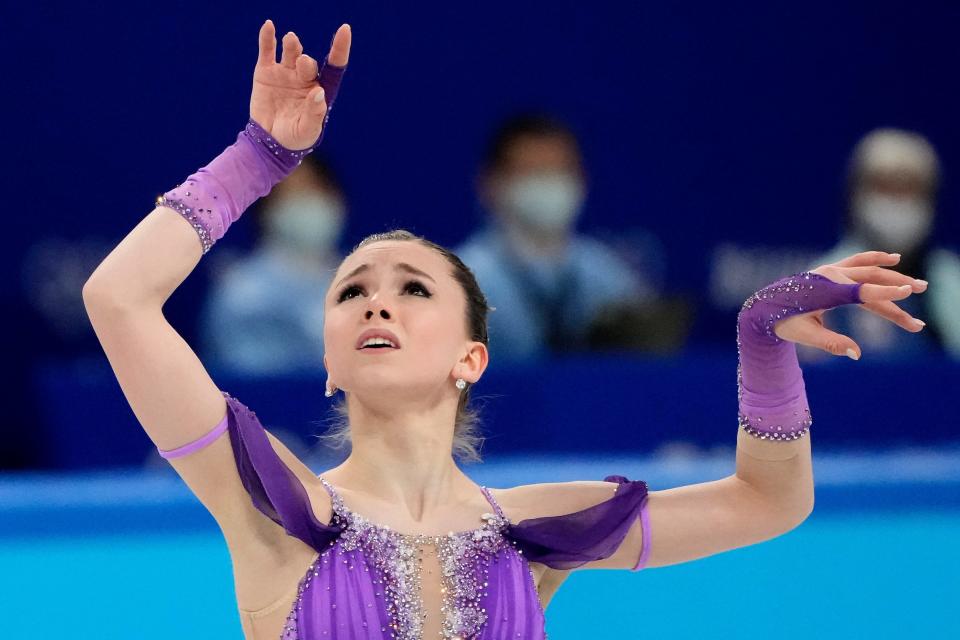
[
  {"left": 200, "top": 117, "right": 960, "bottom": 369},
  {"left": 20, "top": 115, "right": 960, "bottom": 379},
  {"left": 10, "top": 114, "right": 958, "bottom": 471}
]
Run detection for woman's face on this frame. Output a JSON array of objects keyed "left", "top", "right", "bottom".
[{"left": 323, "top": 240, "right": 485, "bottom": 402}]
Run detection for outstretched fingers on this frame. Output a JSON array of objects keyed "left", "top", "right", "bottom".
[
  {"left": 862, "top": 299, "right": 926, "bottom": 332},
  {"left": 856, "top": 281, "right": 926, "bottom": 330},
  {"left": 858, "top": 281, "right": 915, "bottom": 304},
  {"left": 832, "top": 250, "right": 901, "bottom": 268},
  {"left": 258, "top": 19, "right": 277, "bottom": 66},
  {"left": 281, "top": 31, "right": 304, "bottom": 69},
  {"left": 841, "top": 265, "right": 927, "bottom": 291},
  {"left": 327, "top": 23, "right": 352, "bottom": 67}
]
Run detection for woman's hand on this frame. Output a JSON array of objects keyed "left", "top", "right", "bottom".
[
  {"left": 773, "top": 251, "right": 928, "bottom": 359},
  {"left": 250, "top": 20, "right": 352, "bottom": 150}
]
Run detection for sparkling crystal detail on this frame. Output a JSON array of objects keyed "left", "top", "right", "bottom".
[
  {"left": 156, "top": 195, "right": 213, "bottom": 254},
  {"left": 736, "top": 272, "right": 818, "bottom": 441},
  {"left": 281, "top": 477, "right": 511, "bottom": 639}
]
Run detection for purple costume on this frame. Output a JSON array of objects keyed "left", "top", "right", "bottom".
[{"left": 163, "top": 392, "right": 651, "bottom": 639}]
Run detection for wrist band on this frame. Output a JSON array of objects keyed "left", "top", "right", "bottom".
[{"left": 737, "top": 272, "right": 863, "bottom": 440}]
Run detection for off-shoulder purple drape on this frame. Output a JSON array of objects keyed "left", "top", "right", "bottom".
[
  {"left": 220, "top": 391, "right": 650, "bottom": 639},
  {"left": 224, "top": 392, "right": 343, "bottom": 551},
  {"left": 504, "top": 474, "right": 649, "bottom": 570}
]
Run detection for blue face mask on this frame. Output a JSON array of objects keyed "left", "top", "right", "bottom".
[
  {"left": 265, "top": 192, "right": 345, "bottom": 254},
  {"left": 500, "top": 172, "right": 585, "bottom": 232}
]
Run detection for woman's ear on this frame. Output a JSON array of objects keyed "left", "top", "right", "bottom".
[{"left": 458, "top": 341, "right": 489, "bottom": 384}]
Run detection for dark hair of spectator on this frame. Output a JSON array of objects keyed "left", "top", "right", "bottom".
[{"left": 481, "top": 113, "right": 581, "bottom": 173}]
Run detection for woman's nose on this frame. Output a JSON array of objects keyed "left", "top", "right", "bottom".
[{"left": 365, "top": 308, "right": 391, "bottom": 320}]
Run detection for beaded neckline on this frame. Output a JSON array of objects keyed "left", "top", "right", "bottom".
[{"left": 317, "top": 475, "right": 509, "bottom": 541}]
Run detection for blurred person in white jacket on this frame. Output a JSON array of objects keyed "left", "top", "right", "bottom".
[
  {"left": 200, "top": 154, "right": 347, "bottom": 375},
  {"left": 806, "top": 128, "right": 960, "bottom": 360}
]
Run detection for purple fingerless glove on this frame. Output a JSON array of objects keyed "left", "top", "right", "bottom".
[
  {"left": 737, "top": 271, "right": 863, "bottom": 440},
  {"left": 157, "top": 57, "right": 347, "bottom": 254}
]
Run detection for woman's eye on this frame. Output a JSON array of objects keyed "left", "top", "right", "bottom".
[
  {"left": 337, "top": 285, "right": 363, "bottom": 303},
  {"left": 405, "top": 280, "right": 432, "bottom": 297},
  {"left": 336, "top": 281, "right": 430, "bottom": 303}
]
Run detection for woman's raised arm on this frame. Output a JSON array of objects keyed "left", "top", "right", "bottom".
[{"left": 81, "top": 20, "right": 351, "bottom": 535}]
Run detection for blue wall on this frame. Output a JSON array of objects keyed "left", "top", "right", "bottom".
[
  {"left": 7, "top": 1, "right": 959, "bottom": 467},
  {"left": 9, "top": 1, "right": 960, "bottom": 285}
]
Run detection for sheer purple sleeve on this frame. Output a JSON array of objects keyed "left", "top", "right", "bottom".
[
  {"left": 221, "top": 391, "right": 342, "bottom": 552},
  {"left": 504, "top": 475, "right": 650, "bottom": 571}
]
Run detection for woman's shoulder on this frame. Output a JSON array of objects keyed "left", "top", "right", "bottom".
[
  {"left": 488, "top": 478, "right": 628, "bottom": 522},
  {"left": 486, "top": 476, "right": 649, "bottom": 571}
]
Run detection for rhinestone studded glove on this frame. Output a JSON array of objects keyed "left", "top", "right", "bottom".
[
  {"left": 737, "top": 272, "right": 863, "bottom": 440},
  {"left": 156, "top": 57, "right": 346, "bottom": 254}
]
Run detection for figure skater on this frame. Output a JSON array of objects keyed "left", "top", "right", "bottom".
[{"left": 82, "top": 19, "right": 929, "bottom": 640}]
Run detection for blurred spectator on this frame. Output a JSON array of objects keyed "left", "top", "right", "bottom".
[
  {"left": 456, "top": 113, "right": 689, "bottom": 361},
  {"left": 804, "top": 128, "right": 960, "bottom": 360},
  {"left": 199, "top": 154, "right": 347, "bottom": 375}
]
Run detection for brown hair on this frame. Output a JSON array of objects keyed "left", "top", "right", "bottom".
[{"left": 318, "top": 229, "right": 492, "bottom": 463}]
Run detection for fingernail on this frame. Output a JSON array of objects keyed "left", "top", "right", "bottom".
[
  {"left": 915, "top": 279, "right": 928, "bottom": 286},
  {"left": 899, "top": 284, "right": 912, "bottom": 292},
  {"left": 914, "top": 318, "right": 926, "bottom": 328},
  {"left": 314, "top": 88, "right": 325, "bottom": 103},
  {"left": 846, "top": 348, "right": 860, "bottom": 360},
  {"left": 891, "top": 253, "right": 901, "bottom": 259}
]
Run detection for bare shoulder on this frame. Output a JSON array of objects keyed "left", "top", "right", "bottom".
[
  {"left": 180, "top": 426, "right": 332, "bottom": 552},
  {"left": 217, "top": 432, "right": 335, "bottom": 612},
  {"left": 487, "top": 480, "right": 621, "bottom": 522}
]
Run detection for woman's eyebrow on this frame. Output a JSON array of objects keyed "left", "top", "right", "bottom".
[{"left": 334, "top": 262, "right": 436, "bottom": 290}]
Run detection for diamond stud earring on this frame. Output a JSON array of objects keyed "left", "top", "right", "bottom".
[
  {"left": 455, "top": 378, "right": 467, "bottom": 390},
  {"left": 325, "top": 382, "right": 337, "bottom": 397}
]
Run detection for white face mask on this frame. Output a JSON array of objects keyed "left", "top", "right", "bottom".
[
  {"left": 853, "top": 192, "right": 933, "bottom": 254},
  {"left": 265, "top": 193, "right": 345, "bottom": 254},
  {"left": 500, "top": 172, "right": 585, "bottom": 232}
]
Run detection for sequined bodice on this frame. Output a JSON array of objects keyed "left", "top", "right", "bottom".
[
  {"left": 219, "top": 392, "right": 648, "bottom": 640},
  {"left": 280, "top": 477, "right": 543, "bottom": 640}
]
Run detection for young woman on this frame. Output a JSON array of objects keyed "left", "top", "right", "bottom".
[{"left": 81, "top": 19, "right": 928, "bottom": 640}]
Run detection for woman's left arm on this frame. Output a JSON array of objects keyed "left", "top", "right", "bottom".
[{"left": 524, "top": 251, "right": 927, "bottom": 572}]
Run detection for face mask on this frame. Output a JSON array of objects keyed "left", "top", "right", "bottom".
[
  {"left": 500, "top": 172, "right": 585, "bottom": 232},
  {"left": 265, "top": 193, "right": 345, "bottom": 254},
  {"left": 853, "top": 193, "right": 933, "bottom": 254}
]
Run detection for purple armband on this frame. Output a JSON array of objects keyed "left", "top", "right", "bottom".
[
  {"left": 157, "top": 58, "right": 347, "bottom": 254},
  {"left": 737, "top": 272, "right": 863, "bottom": 440},
  {"left": 158, "top": 412, "right": 229, "bottom": 459},
  {"left": 630, "top": 495, "right": 651, "bottom": 571}
]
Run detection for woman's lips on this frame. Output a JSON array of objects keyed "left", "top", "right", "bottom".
[{"left": 358, "top": 347, "right": 400, "bottom": 355}]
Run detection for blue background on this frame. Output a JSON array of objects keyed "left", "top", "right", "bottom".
[
  {"left": 3, "top": 3, "right": 959, "bottom": 637},
  {"left": 7, "top": 0, "right": 959, "bottom": 466}
]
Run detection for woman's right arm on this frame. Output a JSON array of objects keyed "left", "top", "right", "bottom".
[
  {"left": 82, "top": 205, "right": 261, "bottom": 530},
  {"left": 81, "top": 19, "right": 351, "bottom": 542}
]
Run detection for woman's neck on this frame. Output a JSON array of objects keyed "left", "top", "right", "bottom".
[{"left": 329, "top": 402, "right": 474, "bottom": 522}]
